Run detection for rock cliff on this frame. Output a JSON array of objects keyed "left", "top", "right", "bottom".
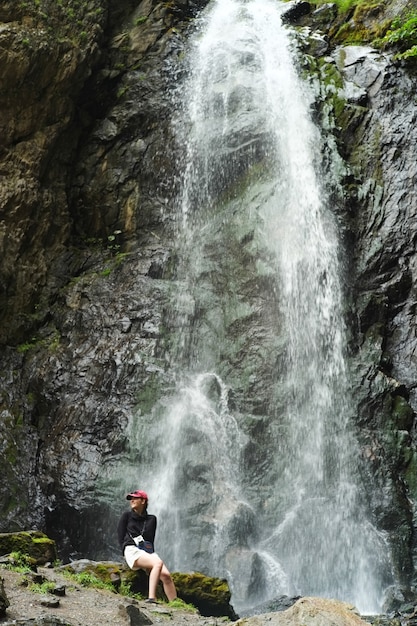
[{"left": 1, "top": 0, "right": 417, "bottom": 612}]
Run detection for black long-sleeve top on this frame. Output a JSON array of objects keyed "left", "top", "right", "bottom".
[{"left": 117, "top": 509, "right": 157, "bottom": 553}]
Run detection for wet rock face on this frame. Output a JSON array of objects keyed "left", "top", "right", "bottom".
[
  {"left": 0, "top": 0, "right": 204, "bottom": 547},
  {"left": 281, "top": 3, "right": 417, "bottom": 593},
  {"left": 329, "top": 45, "right": 417, "bottom": 587},
  {"left": 0, "top": 0, "right": 107, "bottom": 345}
]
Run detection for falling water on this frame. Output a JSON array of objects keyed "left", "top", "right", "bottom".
[{"left": 120, "top": 0, "right": 394, "bottom": 614}]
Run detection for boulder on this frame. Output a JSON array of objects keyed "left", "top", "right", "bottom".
[
  {"left": 0, "top": 531, "right": 57, "bottom": 565},
  {"left": 236, "top": 597, "right": 369, "bottom": 626},
  {"left": 172, "top": 571, "right": 239, "bottom": 620}
]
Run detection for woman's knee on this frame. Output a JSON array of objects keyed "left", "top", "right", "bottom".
[
  {"left": 151, "top": 556, "right": 164, "bottom": 571},
  {"left": 160, "top": 566, "right": 172, "bottom": 583}
]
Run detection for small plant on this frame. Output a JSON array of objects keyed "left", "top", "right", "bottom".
[
  {"left": 118, "top": 580, "right": 134, "bottom": 596},
  {"left": 117, "top": 86, "right": 129, "bottom": 99},
  {"left": 134, "top": 15, "right": 148, "bottom": 26},
  {"left": 7, "top": 552, "right": 35, "bottom": 572},
  {"left": 107, "top": 230, "right": 122, "bottom": 250},
  {"left": 168, "top": 598, "right": 197, "bottom": 612},
  {"left": 305, "top": 0, "right": 357, "bottom": 12},
  {"left": 62, "top": 570, "right": 115, "bottom": 592},
  {"left": 374, "top": 10, "right": 417, "bottom": 59},
  {"left": 114, "top": 251, "right": 130, "bottom": 265},
  {"left": 28, "top": 580, "right": 57, "bottom": 594},
  {"left": 17, "top": 339, "right": 38, "bottom": 353}
]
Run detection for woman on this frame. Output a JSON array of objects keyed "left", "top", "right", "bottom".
[{"left": 117, "top": 489, "right": 177, "bottom": 603}]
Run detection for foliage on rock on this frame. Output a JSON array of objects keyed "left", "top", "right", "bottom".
[{"left": 374, "top": 10, "right": 417, "bottom": 60}]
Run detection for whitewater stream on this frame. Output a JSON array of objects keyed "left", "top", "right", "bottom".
[{"left": 119, "top": 0, "right": 393, "bottom": 614}]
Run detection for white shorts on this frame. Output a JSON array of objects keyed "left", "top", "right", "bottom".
[{"left": 124, "top": 545, "right": 159, "bottom": 570}]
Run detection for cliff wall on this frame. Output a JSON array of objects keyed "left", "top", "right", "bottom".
[{"left": 1, "top": 0, "right": 417, "bottom": 605}]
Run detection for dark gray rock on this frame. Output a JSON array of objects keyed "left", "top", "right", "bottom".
[
  {"left": 122, "top": 604, "right": 153, "bottom": 626},
  {"left": 0, "top": 576, "right": 10, "bottom": 616}
]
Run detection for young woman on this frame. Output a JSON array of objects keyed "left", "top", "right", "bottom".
[{"left": 117, "top": 489, "right": 177, "bottom": 603}]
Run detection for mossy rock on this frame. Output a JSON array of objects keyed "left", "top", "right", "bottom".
[
  {"left": 172, "top": 571, "right": 238, "bottom": 619},
  {"left": 59, "top": 561, "right": 238, "bottom": 618},
  {"left": 0, "top": 531, "right": 57, "bottom": 565},
  {"left": 59, "top": 559, "right": 124, "bottom": 585}
]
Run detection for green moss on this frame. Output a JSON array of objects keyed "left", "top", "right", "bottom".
[
  {"left": 134, "top": 15, "right": 148, "bottom": 26},
  {"left": 404, "top": 451, "right": 417, "bottom": 496},
  {"left": 0, "top": 532, "right": 57, "bottom": 565},
  {"left": 308, "top": 0, "right": 389, "bottom": 45},
  {"left": 17, "top": 329, "right": 61, "bottom": 354},
  {"left": 172, "top": 571, "right": 231, "bottom": 603},
  {"left": 392, "top": 395, "right": 414, "bottom": 431},
  {"left": 17, "top": 338, "right": 39, "bottom": 353}
]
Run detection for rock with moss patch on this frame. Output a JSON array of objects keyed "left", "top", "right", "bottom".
[
  {"left": 0, "top": 531, "right": 57, "bottom": 565},
  {"left": 172, "top": 571, "right": 239, "bottom": 620}
]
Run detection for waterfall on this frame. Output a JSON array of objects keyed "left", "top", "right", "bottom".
[{"left": 119, "top": 0, "right": 393, "bottom": 614}]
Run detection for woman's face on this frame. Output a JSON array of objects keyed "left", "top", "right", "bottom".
[{"left": 129, "top": 496, "right": 147, "bottom": 514}]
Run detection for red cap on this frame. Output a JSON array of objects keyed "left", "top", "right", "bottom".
[{"left": 126, "top": 489, "right": 148, "bottom": 500}]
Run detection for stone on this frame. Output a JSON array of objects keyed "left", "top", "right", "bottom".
[
  {"left": 0, "top": 576, "right": 10, "bottom": 616},
  {"left": 119, "top": 603, "right": 153, "bottom": 626},
  {"left": 40, "top": 595, "right": 60, "bottom": 608},
  {"left": 51, "top": 585, "right": 66, "bottom": 597},
  {"left": 281, "top": 1, "right": 311, "bottom": 24},
  {"left": 235, "top": 597, "right": 369, "bottom": 626}
]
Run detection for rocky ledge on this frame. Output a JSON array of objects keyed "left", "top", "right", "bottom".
[{"left": 0, "top": 532, "right": 416, "bottom": 626}]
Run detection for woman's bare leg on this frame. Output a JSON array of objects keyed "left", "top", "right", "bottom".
[
  {"left": 134, "top": 553, "right": 163, "bottom": 599},
  {"left": 160, "top": 565, "right": 177, "bottom": 601},
  {"left": 148, "top": 559, "right": 163, "bottom": 599}
]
